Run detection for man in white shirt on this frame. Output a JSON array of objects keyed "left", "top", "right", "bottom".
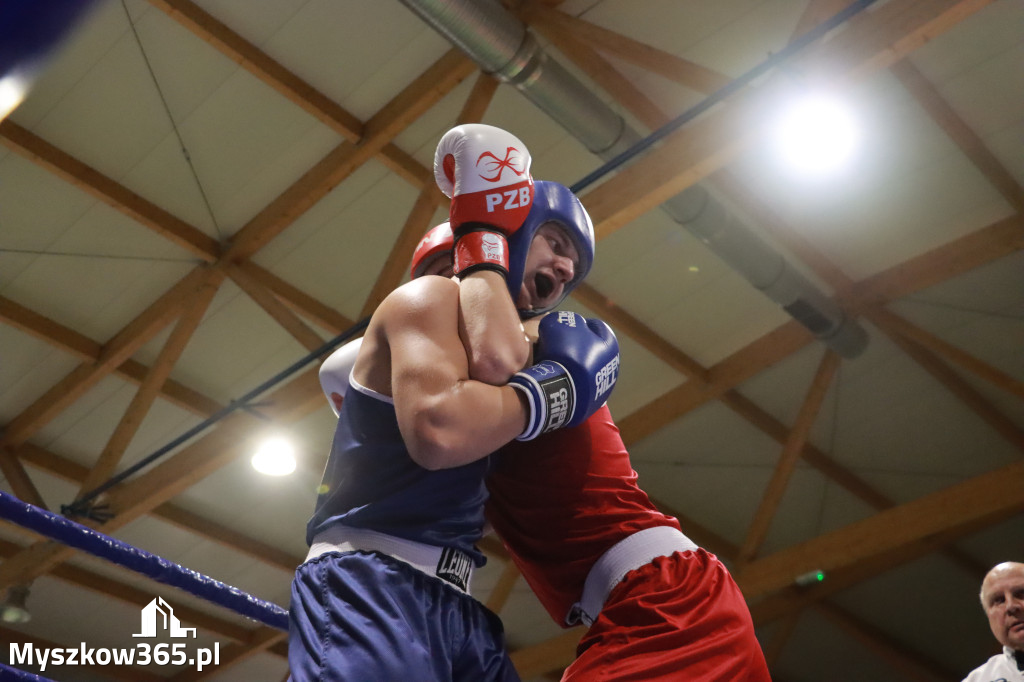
[{"left": 963, "top": 561, "right": 1024, "bottom": 682}]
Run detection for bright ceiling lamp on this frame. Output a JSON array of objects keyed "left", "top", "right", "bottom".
[
  {"left": 0, "top": 72, "right": 31, "bottom": 121},
  {"left": 251, "top": 437, "right": 297, "bottom": 476},
  {"left": 0, "top": 585, "right": 31, "bottom": 624},
  {"left": 771, "top": 93, "right": 858, "bottom": 175}
]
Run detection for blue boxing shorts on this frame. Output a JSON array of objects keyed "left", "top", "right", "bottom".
[{"left": 288, "top": 550, "right": 520, "bottom": 682}]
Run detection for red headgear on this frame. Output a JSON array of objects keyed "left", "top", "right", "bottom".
[{"left": 409, "top": 222, "right": 455, "bottom": 279}]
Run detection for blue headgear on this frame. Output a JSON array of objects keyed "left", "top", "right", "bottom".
[{"left": 506, "top": 181, "right": 595, "bottom": 318}]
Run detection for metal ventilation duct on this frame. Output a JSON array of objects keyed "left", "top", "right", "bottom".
[{"left": 399, "top": 0, "right": 868, "bottom": 358}]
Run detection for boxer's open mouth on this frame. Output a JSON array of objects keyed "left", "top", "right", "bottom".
[{"left": 535, "top": 273, "right": 554, "bottom": 300}]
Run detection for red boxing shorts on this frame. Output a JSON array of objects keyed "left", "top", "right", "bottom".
[{"left": 564, "top": 549, "right": 771, "bottom": 681}]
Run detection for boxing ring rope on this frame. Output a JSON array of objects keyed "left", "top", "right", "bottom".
[
  {"left": 0, "top": 490, "right": 289, "bottom": 679},
  {"left": 2, "top": 666, "right": 53, "bottom": 682},
  {"left": 0, "top": 491, "right": 289, "bottom": 629}
]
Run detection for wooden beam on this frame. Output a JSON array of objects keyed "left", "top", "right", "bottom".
[
  {"left": 815, "top": 601, "right": 961, "bottom": 681},
  {"left": 868, "top": 307, "right": 1024, "bottom": 401},
  {"left": 226, "top": 263, "right": 325, "bottom": 352},
  {"left": 849, "top": 213, "right": 1024, "bottom": 308},
  {"left": 17, "top": 442, "right": 91, "bottom": 482},
  {"left": 235, "top": 262, "right": 355, "bottom": 336},
  {"left": 648, "top": 496, "right": 739, "bottom": 560},
  {"left": 572, "top": 283, "right": 708, "bottom": 382},
  {"left": 169, "top": 628, "right": 288, "bottom": 682},
  {"left": 0, "top": 120, "right": 358, "bottom": 348},
  {"left": 718, "top": 387, "right": 991, "bottom": 578},
  {"left": 0, "top": 294, "right": 101, "bottom": 361},
  {"left": 763, "top": 611, "right": 802, "bottom": 667},
  {"left": 0, "top": 120, "right": 220, "bottom": 262},
  {"left": 485, "top": 560, "right": 521, "bottom": 613},
  {"left": 711, "top": 171, "right": 856, "bottom": 295},
  {"left": 147, "top": 0, "right": 434, "bottom": 191},
  {"left": 0, "top": 294, "right": 223, "bottom": 418},
  {"left": 17, "top": 441, "right": 303, "bottom": 572},
  {"left": 522, "top": 3, "right": 731, "bottom": 95},
  {"left": 147, "top": 0, "right": 362, "bottom": 141},
  {"left": 457, "top": 72, "right": 501, "bottom": 125},
  {"left": 151, "top": 504, "right": 302, "bottom": 573},
  {"left": 799, "top": 0, "right": 997, "bottom": 82},
  {"left": 873, "top": 316, "right": 1024, "bottom": 453},
  {"left": 0, "top": 267, "right": 210, "bottom": 448},
  {"left": 224, "top": 49, "right": 475, "bottom": 262},
  {"left": 360, "top": 186, "right": 441, "bottom": 318},
  {"left": 565, "top": 234, "right": 978, "bottom": 577},
  {"left": 570, "top": 288, "right": 924, "bottom": 557},
  {"left": 891, "top": 59, "right": 1024, "bottom": 214},
  {"left": 617, "top": 213, "right": 1024, "bottom": 570},
  {"left": 718, "top": 390, "right": 895, "bottom": 511},
  {"left": 478, "top": 534, "right": 511, "bottom": 562},
  {"left": 361, "top": 49, "right": 474, "bottom": 145},
  {"left": 509, "top": 628, "right": 582, "bottom": 680},
  {"left": 737, "top": 351, "right": 840, "bottom": 564},
  {"left": 78, "top": 270, "right": 223, "bottom": 494},
  {"left": 0, "top": 448, "right": 47, "bottom": 509},
  {"left": 107, "top": 371, "right": 325, "bottom": 515},
  {"left": 748, "top": 508, "right": 1011, "bottom": 630},
  {"left": 529, "top": 15, "right": 669, "bottom": 132},
  {"left": 617, "top": 320, "right": 813, "bottom": 446},
  {"left": 735, "top": 460, "right": 1024, "bottom": 599},
  {"left": 0, "top": 537, "right": 256, "bottom": 644},
  {"left": 0, "top": 366, "right": 326, "bottom": 590}
]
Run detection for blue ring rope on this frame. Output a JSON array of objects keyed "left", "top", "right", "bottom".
[
  {"left": 0, "top": 663, "right": 57, "bottom": 682},
  {"left": 0, "top": 491, "right": 289, "bottom": 631}
]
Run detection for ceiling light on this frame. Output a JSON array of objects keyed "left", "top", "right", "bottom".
[
  {"left": 0, "top": 73, "right": 31, "bottom": 122},
  {"left": 772, "top": 93, "right": 858, "bottom": 175},
  {"left": 251, "top": 437, "right": 297, "bottom": 476},
  {"left": 0, "top": 585, "right": 31, "bottom": 624}
]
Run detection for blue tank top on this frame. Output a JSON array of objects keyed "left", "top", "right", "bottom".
[{"left": 306, "top": 377, "right": 490, "bottom": 566}]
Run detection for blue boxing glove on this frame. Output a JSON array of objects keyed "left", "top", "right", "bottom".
[{"left": 509, "top": 311, "right": 620, "bottom": 441}]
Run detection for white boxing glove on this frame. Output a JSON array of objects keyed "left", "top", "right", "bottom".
[
  {"left": 319, "top": 338, "right": 362, "bottom": 416},
  {"left": 434, "top": 124, "right": 534, "bottom": 278}
]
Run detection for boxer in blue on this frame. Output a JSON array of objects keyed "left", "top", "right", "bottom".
[{"left": 288, "top": 125, "right": 618, "bottom": 681}]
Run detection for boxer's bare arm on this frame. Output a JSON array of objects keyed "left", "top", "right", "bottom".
[
  {"left": 355, "top": 276, "right": 528, "bottom": 470},
  {"left": 317, "top": 275, "right": 528, "bottom": 417},
  {"left": 457, "top": 270, "right": 530, "bottom": 386}
]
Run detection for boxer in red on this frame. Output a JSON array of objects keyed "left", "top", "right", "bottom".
[{"left": 320, "top": 142, "right": 769, "bottom": 681}]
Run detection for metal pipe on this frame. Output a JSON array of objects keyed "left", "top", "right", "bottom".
[{"left": 399, "top": 0, "right": 868, "bottom": 358}]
